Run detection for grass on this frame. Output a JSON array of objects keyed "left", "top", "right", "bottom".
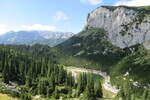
[
  {"left": 32, "top": 98, "right": 56, "bottom": 100},
  {"left": 0, "top": 93, "right": 18, "bottom": 100}
]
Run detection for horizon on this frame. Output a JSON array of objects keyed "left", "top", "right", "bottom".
[{"left": 0, "top": 0, "right": 150, "bottom": 35}]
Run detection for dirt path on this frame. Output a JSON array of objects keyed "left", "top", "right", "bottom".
[{"left": 66, "top": 67, "right": 119, "bottom": 94}]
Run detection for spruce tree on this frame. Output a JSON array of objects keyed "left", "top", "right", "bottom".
[
  {"left": 25, "top": 76, "right": 32, "bottom": 87},
  {"left": 141, "top": 89, "right": 148, "bottom": 100},
  {"left": 58, "top": 66, "right": 64, "bottom": 84},
  {"left": 76, "top": 74, "right": 83, "bottom": 96},
  {"left": 95, "top": 80, "right": 103, "bottom": 98},
  {"left": 47, "top": 87, "right": 50, "bottom": 98},
  {"left": 84, "top": 74, "right": 94, "bottom": 99},
  {"left": 52, "top": 87, "right": 59, "bottom": 99},
  {"left": 2, "top": 62, "right": 10, "bottom": 83},
  {"left": 50, "top": 72, "right": 55, "bottom": 91}
]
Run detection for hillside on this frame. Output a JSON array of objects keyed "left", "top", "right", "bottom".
[
  {"left": 0, "top": 5, "right": 150, "bottom": 100},
  {"left": 0, "top": 44, "right": 105, "bottom": 100},
  {"left": 56, "top": 6, "right": 150, "bottom": 99}
]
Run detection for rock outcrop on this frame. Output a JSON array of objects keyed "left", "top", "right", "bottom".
[{"left": 84, "top": 6, "right": 150, "bottom": 49}]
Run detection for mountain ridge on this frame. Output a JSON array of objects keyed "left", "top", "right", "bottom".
[
  {"left": 56, "top": 6, "right": 150, "bottom": 98},
  {"left": 0, "top": 30, "right": 74, "bottom": 47},
  {"left": 84, "top": 6, "right": 150, "bottom": 49}
]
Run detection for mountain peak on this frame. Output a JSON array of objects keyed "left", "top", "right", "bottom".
[
  {"left": 84, "top": 6, "right": 150, "bottom": 49},
  {"left": 0, "top": 30, "right": 74, "bottom": 47}
]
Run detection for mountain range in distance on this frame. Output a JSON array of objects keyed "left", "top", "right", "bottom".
[{"left": 0, "top": 30, "right": 74, "bottom": 47}]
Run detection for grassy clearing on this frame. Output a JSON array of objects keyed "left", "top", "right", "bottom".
[
  {"left": 32, "top": 97, "right": 63, "bottom": 100},
  {"left": 0, "top": 93, "right": 18, "bottom": 100}
]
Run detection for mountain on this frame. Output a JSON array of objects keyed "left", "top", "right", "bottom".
[
  {"left": 0, "top": 30, "right": 74, "bottom": 47},
  {"left": 84, "top": 6, "right": 150, "bottom": 49},
  {"left": 56, "top": 6, "right": 150, "bottom": 98}
]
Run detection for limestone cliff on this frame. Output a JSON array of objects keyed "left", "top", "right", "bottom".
[{"left": 84, "top": 6, "right": 150, "bottom": 49}]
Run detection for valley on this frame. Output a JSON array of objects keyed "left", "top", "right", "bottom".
[
  {"left": 65, "top": 67, "right": 118, "bottom": 98},
  {"left": 0, "top": 5, "right": 150, "bottom": 100}
]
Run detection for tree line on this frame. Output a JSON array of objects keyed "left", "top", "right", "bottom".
[{"left": 0, "top": 44, "right": 103, "bottom": 99}]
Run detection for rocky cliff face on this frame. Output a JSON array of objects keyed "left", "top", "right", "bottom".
[{"left": 84, "top": 6, "right": 150, "bottom": 49}]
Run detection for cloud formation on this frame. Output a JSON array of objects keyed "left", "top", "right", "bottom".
[
  {"left": 80, "top": 0, "right": 102, "bottom": 5},
  {"left": 115, "top": 0, "right": 150, "bottom": 6},
  {"left": 22, "top": 24, "right": 56, "bottom": 31},
  {"left": 0, "top": 24, "right": 57, "bottom": 35},
  {"left": 54, "top": 11, "right": 68, "bottom": 21}
]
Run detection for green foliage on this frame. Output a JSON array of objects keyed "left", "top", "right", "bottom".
[
  {"left": 0, "top": 44, "right": 103, "bottom": 99},
  {"left": 77, "top": 73, "right": 87, "bottom": 96},
  {"left": 26, "top": 38, "right": 67, "bottom": 47},
  {"left": 141, "top": 89, "right": 150, "bottom": 100},
  {"left": 57, "top": 28, "right": 126, "bottom": 73},
  {"left": 10, "top": 91, "right": 20, "bottom": 98},
  {"left": 84, "top": 74, "right": 95, "bottom": 99},
  {"left": 95, "top": 80, "right": 103, "bottom": 98},
  {"left": 56, "top": 27, "right": 150, "bottom": 99},
  {"left": 66, "top": 72, "right": 74, "bottom": 87},
  {"left": 52, "top": 87, "right": 59, "bottom": 99},
  {"left": 20, "top": 93, "right": 32, "bottom": 100},
  {"left": 50, "top": 72, "right": 55, "bottom": 91},
  {"left": 111, "top": 45, "right": 150, "bottom": 98}
]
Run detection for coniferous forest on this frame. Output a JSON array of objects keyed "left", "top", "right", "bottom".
[
  {"left": 0, "top": 44, "right": 103, "bottom": 100},
  {"left": 1, "top": 1, "right": 150, "bottom": 99}
]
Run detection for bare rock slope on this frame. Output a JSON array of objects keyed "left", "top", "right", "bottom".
[{"left": 84, "top": 6, "right": 150, "bottom": 49}]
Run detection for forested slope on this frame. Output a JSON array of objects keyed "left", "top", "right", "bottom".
[
  {"left": 56, "top": 28, "right": 150, "bottom": 99},
  {"left": 0, "top": 44, "right": 103, "bottom": 100}
]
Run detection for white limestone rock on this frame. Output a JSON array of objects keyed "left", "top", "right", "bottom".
[{"left": 84, "top": 6, "right": 150, "bottom": 49}]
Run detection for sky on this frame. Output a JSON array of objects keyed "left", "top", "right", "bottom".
[{"left": 0, "top": 0, "right": 150, "bottom": 34}]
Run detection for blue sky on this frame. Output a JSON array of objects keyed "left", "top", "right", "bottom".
[{"left": 0, "top": 0, "right": 149, "bottom": 34}]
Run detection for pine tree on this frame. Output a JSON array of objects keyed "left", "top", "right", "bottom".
[
  {"left": 2, "top": 62, "right": 10, "bottom": 83},
  {"left": 123, "top": 80, "right": 132, "bottom": 100},
  {"left": 52, "top": 87, "right": 59, "bottom": 99},
  {"left": 58, "top": 66, "right": 64, "bottom": 84},
  {"left": 94, "top": 80, "right": 103, "bottom": 98},
  {"left": 47, "top": 62, "right": 51, "bottom": 78},
  {"left": 25, "top": 76, "right": 32, "bottom": 87},
  {"left": 50, "top": 72, "right": 55, "bottom": 91},
  {"left": 47, "top": 87, "right": 51, "bottom": 98},
  {"left": 84, "top": 74, "right": 94, "bottom": 99},
  {"left": 38, "top": 80, "right": 41, "bottom": 95},
  {"left": 141, "top": 89, "right": 148, "bottom": 100},
  {"left": 118, "top": 86, "right": 125, "bottom": 99},
  {"left": 66, "top": 72, "right": 73, "bottom": 87},
  {"left": 68, "top": 86, "right": 72, "bottom": 98},
  {"left": 76, "top": 74, "right": 83, "bottom": 96}
]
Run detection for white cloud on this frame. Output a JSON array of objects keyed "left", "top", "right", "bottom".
[
  {"left": 0, "top": 24, "right": 8, "bottom": 35},
  {"left": 22, "top": 24, "right": 56, "bottom": 31},
  {"left": 80, "top": 0, "right": 102, "bottom": 5},
  {"left": 54, "top": 11, "right": 68, "bottom": 21},
  {"left": 115, "top": 0, "right": 150, "bottom": 6},
  {"left": 0, "top": 24, "right": 57, "bottom": 35}
]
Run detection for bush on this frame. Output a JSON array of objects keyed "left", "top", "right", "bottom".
[
  {"left": 10, "top": 91, "right": 20, "bottom": 98},
  {"left": 20, "top": 93, "right": 32, "bottom": 100}
]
